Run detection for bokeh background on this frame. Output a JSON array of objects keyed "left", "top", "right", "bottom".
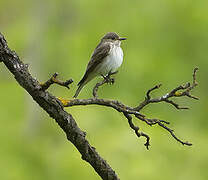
[{"left": 0, "top": 0, "right": 207, "bottom": 179}]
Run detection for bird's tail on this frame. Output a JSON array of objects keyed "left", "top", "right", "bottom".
[
  {"left": 73, "top": 83, "right": 85, "bottom": 98},
  {"left": 73, "top": 71, "right": 95, "bottom": 98}
]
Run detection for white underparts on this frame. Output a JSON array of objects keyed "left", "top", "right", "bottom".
[{"left": 95, "top": 44, "right": 123, "bottom": 76}]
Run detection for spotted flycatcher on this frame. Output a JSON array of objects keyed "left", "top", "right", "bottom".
[{"left": 74, "top": 32, "right": 126, "bottom": 98}]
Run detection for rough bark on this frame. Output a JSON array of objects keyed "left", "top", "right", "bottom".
[{"left": 0, "top": 33, "right": 119, "bottom": 180}]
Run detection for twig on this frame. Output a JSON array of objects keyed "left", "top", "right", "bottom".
[
  {"left": 135, "top": 115, "right": 192, "bottom": 146},
  {"left": 157, "top": 121, "right": 192, "bottom": 146},
  {"left": 93, "top": 71, "right": 117, "bottom": 98},
  {"left": 63, "top": 67, "right": 198, "bottom": 148},
  {"left": 93, "top": 79, "right": 107, "bottom": 98},
  {"left": 124, "top": 113, "right": 150, "bottom": 150},
  {"left": 134, "top": 68, "right": 198, "bottom": 111},
  {"left": 164, "top": 99, "right": 189, "bottom": 110},
  {"left": 40, "top": 72, "right": 73, "bottom": 91}
]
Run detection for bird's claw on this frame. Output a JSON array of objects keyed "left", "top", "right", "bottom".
[
  {"left": 102, "top": 74, "right": 115, "bottom": 85},
  {"left": 107, "top": 77, "right": 115, "bottom": 85}
]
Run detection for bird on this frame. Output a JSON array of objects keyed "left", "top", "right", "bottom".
[{"left": 73, "top": 32, "right": 126, "bottom": 98}]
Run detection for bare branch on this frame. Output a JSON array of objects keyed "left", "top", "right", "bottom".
[
  {"left": 65, "top": 98, "right": 144, "bottom": 117},
  {"left": 93, "top": 71, "right": 117, "bottom": 98},
  {"left": 164, "top": 99, "right": 189, "bottom": 110},
  {"left": 146, "top": 84, "right": 162, "bottom": 100},
  {"left": 0, "top": 31, "right": 199, "bottom": 179},
  {"left": 40, "top": 72, "right": 73, "bottom": 91},
  {"left": 134, "top": 68, "right": 198, "bottom": 112},
  {"left": 157, "top": 121, "right": 192, "bottom": 146},
  {"left": 0, "top": 33, "right": 119, "bottom": 180},
  {"left": 124, "top": 113, "right": 150, "bottom": 150},
  {"left": 135, "top": 84, "right": 162, "bottom": 110},
  {"left": 93, "top": 79, "right": 107, "bottom": 98},
  {"left": 134, "top": 115, "right": 192, "bottom": 146},
  {"left": 62, "top": 67, "right": 198, "bottom": 148}
]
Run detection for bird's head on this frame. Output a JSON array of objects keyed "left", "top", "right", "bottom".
[{"left": 101, "top": 32, "right": 126, "bottom": 45}]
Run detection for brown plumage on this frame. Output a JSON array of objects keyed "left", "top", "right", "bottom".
[{"left": 74, "top": 32, "right": 126, "bottom": 98}]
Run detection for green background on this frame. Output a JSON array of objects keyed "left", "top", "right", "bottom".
[{"left": 0, "top": 0, "right": 207, "bottom": 179}]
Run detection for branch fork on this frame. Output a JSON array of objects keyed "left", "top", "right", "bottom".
[
  {"left": 40, "top": 72, "right": 73, "bottom": 91},
  {"left": 0, "top": 32, "right": 199, "bottom": 179},
  {"left": 53, "top": 67, "right": 198, "bottom": 150},
  {"left": 93, "top": 71, "right": 117, "bottom": 98}
]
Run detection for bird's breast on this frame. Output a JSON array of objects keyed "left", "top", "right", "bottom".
[
  {"left": 111, "top": 45, "right": 123, "bottom": 66},
  {"left": 96, "top": 45, "right": 124, "bottom": 75},
  {"left": 107, "top": 45, "right": 123, "bottom": 70}
]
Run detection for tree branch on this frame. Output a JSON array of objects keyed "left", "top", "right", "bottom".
[
  {"left": 62, "top": 67, "right": 198, "bottom": 149},
  {"left": 0, "top": 32, "right": 199, "bottom": 179},
  {"left": 0, "top": 33, "right": 119, "bottom": 180},
  {"left": 93, "top": 71, "right": 117, "bottom": 98},
  {"left": 134, "top": 69, "right": 199, "bottom": 111},
  {"left": 40, "top": 72, "right": 73, "bottom": 91}
]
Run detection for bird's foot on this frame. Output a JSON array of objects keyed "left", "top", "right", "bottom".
[{"left": 102, "top": 73, "right": 115, "bottom": 85}]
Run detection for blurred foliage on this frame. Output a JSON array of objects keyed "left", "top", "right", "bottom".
[{"left": 0, "top": 0, "right": 207, "bottom": 179}]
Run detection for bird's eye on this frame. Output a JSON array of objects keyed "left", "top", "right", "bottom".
[{"left": 111, "top": 37, "right": 115, "bottom": 40}]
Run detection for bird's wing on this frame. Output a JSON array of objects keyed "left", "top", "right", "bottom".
[
  {"left": 87, "top": 42, "right": 111, "bottom": 71},
  {"left": 78, "top": 43, "right": 111, "bottom": 86}
]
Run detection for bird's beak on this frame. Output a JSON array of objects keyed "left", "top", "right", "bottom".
[{"left": 118, "top": 37, "right": 127, "bottom": 41}]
